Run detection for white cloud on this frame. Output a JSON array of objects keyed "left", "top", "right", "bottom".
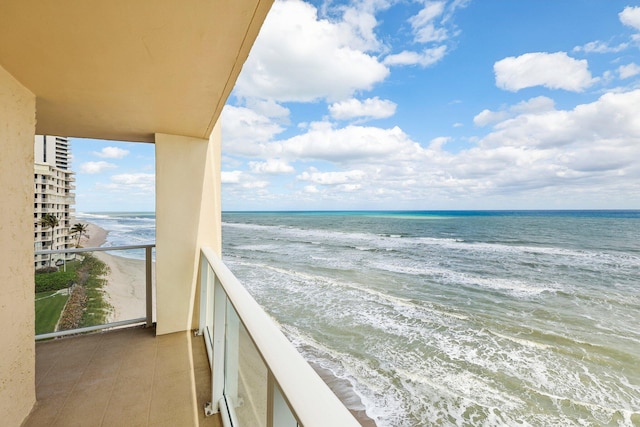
[
  {"left": 511, "top": 96, "right": 556, "bottom": 114},
  {"left": 384, "top": 46, "right": 447, "bottom": 67},
  {"left": 494, "top": 52, "right": 596, "bottom": 92},
  {"left": 429, "top": 136, "right": 451, "bottom": 150},
  {"left": 303, "top": 185, "right": 319, "bottom": 193},
  {"left": 93, "top": 146, "right": 129, "bottom": 159},
  {"left": 241, "top": 181, "right": 270, "bottom": 189},
  {"left": 273, "top": 122, "right": 420, "bottom": 162},
  {"left": 383, "top": 51, "right": 421, "bottom": 66},
  {"left": 572, "top": 7, "right": 640, "bottom": 55},
  {"left": 382, "top": 0, "right": 466, "bottom": 69},
  {"left": 80, "top": 161, "right": 117, "bottom": 174},
  {"left": 329, "top": 97, "right": 397, "bottom": 120},
  {"left": 222, "top": 106, "right": 284, "bottom": 156},
  {"left": 620, "top": 6, "right": 640, "bottom": 31},
  {"left": 245, "top": 99, "right": 290, "bottom": 120},
  {"left": 234, "top": 0, "right": 389, "bottom": 102},
  {"left": 97, "top": 173, "right": 155, "bottom": 194},
  {"left": 222, "top": 170, "right": 269, "bottom": 189},
  {"left": 110, "top": 173, "right": 154, "bottom": 189},
  {"left": 340, "top": 6, "right": 382, "bottom": 52},
  {"left": 337, "top": 183, "right": 362, "bottom": 192},
  {"left": 618, "top": 63, "right": 640, "bottom": 79},
  {"left": 297, "top": 168, "right": 366, "bottom": 185},
  {"left": 474, "top": 96, "right": 555, "bottom": 127},
  {"left": 227, "top": 90, "right": 640, "bottom": 209},
  {"left": 409, "top": 1, "right": 447, "bottom": 43},
  {"left": 249, "top": 159, "right": 295, "bottom": 174},
  {"left": 572, "top": 40, "right": 628, "bottom": 54},
  {"left": 481, "top": 90, "right": 640, "bottom": 150},
  {"left": 221, "top": 171, "right": 243, "bottom": 184},
  {"left": 474, "top": 109, "right": 509, "bottom": 127}
]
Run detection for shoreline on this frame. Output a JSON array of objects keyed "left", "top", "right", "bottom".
[
  {"left": 80, "top": 222, "right": 148, "bottom": 323},
  {"left": 310, "top": 362, "right": 377, "bottom": 426}
]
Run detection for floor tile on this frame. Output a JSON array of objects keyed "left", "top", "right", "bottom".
[{"left": 25, "top": 326, "right": 221, "bottom": 426}]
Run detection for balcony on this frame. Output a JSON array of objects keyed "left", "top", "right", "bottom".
[
  {"left": 26, "top": 327, "right": 219, "bottom": 426},
  {"left": 3, "top": 1, "right": 277, "bottom": 424},
  {"left": 28, "top": 245, "right": 360, "bottom": 426}
]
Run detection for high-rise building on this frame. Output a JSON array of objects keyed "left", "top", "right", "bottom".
[{"left": 33, "top": 135, "right": 75, "bottom": 267}]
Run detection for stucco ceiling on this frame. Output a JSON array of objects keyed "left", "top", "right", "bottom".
[{"left": 0, "top": 0, "right": 272, "bottom": 142}]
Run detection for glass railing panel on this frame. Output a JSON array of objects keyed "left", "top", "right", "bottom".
[
  {"left": 225, "top": 301, "right": 268, "bottom": 427},
  {"left": 35, "top": 245, "right": 154, "bottom": 338},
  {"left": 205, "top": 268, "right": 214, "bottom": 344},
  {"left": 272, "top": 381, "right": 299, "bottom": 427},
  {"left": 99, "top": 247, "right": 149, "bottom": 324}
]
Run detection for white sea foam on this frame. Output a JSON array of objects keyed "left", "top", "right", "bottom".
[
  {"left": 76, "top": 212, "right": 113, "bottom": 219},
  {"left": 487, "top": 330, "right": 552, "bottom": 350},
  {"left": 223, "top": 220, "right": 640, "bottom": 273},
  {"left": 368, "top": 259, "right": 559, "bottom": 297}
]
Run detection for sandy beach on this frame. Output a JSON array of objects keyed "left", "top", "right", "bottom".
[{"left": 80, "top": 222, "right": 151, "bottom": 323}]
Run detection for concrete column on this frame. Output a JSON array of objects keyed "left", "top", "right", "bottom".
[
  {"left": 155, "top": 121, "right": 221, "bottom": 335},
  {"left": 0, "top": 65, "right": 36, "bottom": 424}
]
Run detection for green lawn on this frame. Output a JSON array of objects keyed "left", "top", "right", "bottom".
[{"left": 35, "top": 290, "right": 69, "bottom": 334}]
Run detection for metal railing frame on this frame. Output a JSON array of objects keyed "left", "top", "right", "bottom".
[
  {"left": 35, "top": 244, "right": 155, "bottom": 341},
  {"left": 198, "top": 247, "right": 359, "bottom": 427}
]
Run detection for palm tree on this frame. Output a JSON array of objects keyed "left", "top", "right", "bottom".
[
  {"left": 39, "top": 213, "right": 59, "bottom": 267},
  {"left": 71, "top": 223, "right": 89, "bottom": 248}
]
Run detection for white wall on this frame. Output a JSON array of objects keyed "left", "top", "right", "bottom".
[
  {"left": 0, "top": 64, "right": 37, "bottom": 424},
  {"left": 155, "top": 122, "right": 221, "bottom": 335}
]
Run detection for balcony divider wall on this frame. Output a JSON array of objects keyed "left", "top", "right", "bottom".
[{"left": 0, "top": 62, "right": 37, "bottom": 426}]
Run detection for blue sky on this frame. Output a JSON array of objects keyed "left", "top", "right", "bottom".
[{"left": 72, "top": 0, "right": 640, "bottom": 212}]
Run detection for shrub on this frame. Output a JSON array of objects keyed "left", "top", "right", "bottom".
[{"left": 35, "top": 270, "right": 75, "bottom": 292}]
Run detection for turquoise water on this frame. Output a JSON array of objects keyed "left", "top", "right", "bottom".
[{"left": 82, "top": 211, "right": 640, "bottom": 426}]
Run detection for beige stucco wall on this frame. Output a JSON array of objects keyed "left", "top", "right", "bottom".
[
  {"left": 155, "top": 123, "right": 222, "bottom": 335},
  {"left": 0, "top": 65, "right": 36, "bottom": 424}
]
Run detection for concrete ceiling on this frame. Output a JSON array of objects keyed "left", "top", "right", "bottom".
[{"left": 0, "top": 0, "right": 272, "bottom": 142}]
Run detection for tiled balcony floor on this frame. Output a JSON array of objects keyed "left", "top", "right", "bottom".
[{"left": 24, "top": 326, "right": 221, "bottom": 427}]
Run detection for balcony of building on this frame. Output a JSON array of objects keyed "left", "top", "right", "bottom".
[
  {"left": 26, "top": 326, "right": 220, "bottom": 427},
  {"left": 28, "top": 245, "right": 361, "bottom": 426}
]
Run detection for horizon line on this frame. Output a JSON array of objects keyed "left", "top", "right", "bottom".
[{"left": 76, "top": 208, "right": 640, "bottom": 214}]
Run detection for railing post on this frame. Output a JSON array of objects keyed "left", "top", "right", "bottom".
[
  {"left": 225, "top": 302, "right": 240, "bottom": 408},
  {"left": 210, "top": 276, "right": 227, "bottom": 414},
  {"left": 145, "top": 246, "right": 153, "bottom": 327},
  {"left": 198, "top": 252, "right": 208, "bottom": 336}
]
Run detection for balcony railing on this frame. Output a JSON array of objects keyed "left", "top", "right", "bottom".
[
  {"left": 198, "top": 247, "right": 359, "bottom": 427},
  {"left": 34, "top": 245, "right": 154, "bottom": 340},
  {"left": 33, "top": 244, "right": 357, "bottom": 425}
]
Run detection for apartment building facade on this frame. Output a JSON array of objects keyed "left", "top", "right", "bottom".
[{"left": 34, "top": 135, "right": 75, "bottom": 267}]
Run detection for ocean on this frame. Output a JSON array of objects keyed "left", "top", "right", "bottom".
[{"left": 79, "top": 210, "right": 640, "bottom": 426}]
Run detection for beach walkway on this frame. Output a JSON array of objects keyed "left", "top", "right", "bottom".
[{"left": 24, "top": 326, "right": 221, "bottom": 426}]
